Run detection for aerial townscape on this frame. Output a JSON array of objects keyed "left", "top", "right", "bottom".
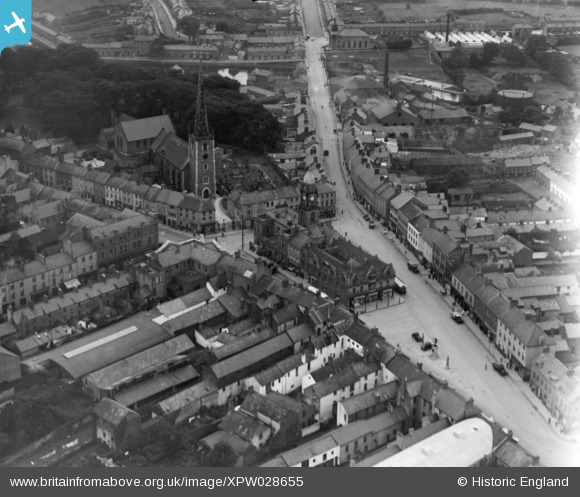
[{"left": 0, "top": 0, "right": 579, "bottom": 469}]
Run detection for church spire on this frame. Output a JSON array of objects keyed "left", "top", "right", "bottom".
[{"left": 193, "top": 62, "right": 211, "bottom": 139}]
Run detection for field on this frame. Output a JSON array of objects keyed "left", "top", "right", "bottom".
[
  {"left": 327, "top": 47, "right": 451, "bottom": 83},
  {"left": 488, "top": 65, "right": 578, "bottom": 103},
  {"left": 389, "top": 48, "right": 450, "bottom": 82},
  {"left": 368, "top": 0, "right": 580, "bottom": 22},
  {"left": 31, "top": 0, "right": 133, "bottom": 18},
  {"left": 462, "top": 68, "right": 496, "bottom": 95}
]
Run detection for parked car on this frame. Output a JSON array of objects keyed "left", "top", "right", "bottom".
[
  {"left": 411, "top": 332, "right": 423, "bottom": 343},
  {"left": 492, "top": 362, "right": 508, "bottom": 376},
  {"left": 407, "top": 262, "right": 420, "bottom": 274},
  {"left": 421, "top": 341, "right": 433, "bottom": 352},
  {"left": 450, "top": 311, "right": 464, "bottom": 324},
  {"left": 368, "top": 221, "right": 375, "bottom": 229},
  {"left": 363, "top": 214, "right": 370, "bottom": 221},
  {"left": 323, "top": 150, "right": 329, "bottom": 156}
]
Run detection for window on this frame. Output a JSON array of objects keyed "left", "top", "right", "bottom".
[{"left": 203, "top": 176, "right": 209, "bottom": 184}]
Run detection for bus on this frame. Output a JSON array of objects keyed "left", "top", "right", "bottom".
[{"left": 394, "top": 277, "right": 407, "bottom": 294}]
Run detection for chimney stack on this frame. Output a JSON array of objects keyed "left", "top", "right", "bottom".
[{"left": 383, "top": 51, "right": 390, "bottom": 89}]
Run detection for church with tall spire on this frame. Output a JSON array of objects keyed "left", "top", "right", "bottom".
[{"left": 188, "top": 63, "right": 216, "bottom": 199}]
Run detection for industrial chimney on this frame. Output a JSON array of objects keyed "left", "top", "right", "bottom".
[{"left": 383, "top": 51, "right": 390, "bottom": 90}]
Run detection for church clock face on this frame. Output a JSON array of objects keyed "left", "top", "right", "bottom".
[{"left": 202, "top": 153, "right": 209, "bottom": 159}]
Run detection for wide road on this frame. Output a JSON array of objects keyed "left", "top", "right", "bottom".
[
  {"left": 149, "top": 0, "right": 180, "bottom": 39},
  {"left": 301, "top": 3, "right": 580, "bottom": 467}
]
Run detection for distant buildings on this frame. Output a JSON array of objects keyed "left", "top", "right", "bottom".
[
  {"left": 530, "top": 352, "right": 580, "bottom": 433},
  {"left": 330, "top": 28, "right": 375, "bottom": 51}
]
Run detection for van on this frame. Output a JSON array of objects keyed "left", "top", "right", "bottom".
[{"left": 394, "top": 277, "right": 406, "bottom": 294}]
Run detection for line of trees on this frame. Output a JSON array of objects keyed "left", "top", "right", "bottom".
[
  {"left": 0, "top": 45, "right": 282, "bottom": 151},
  {"left": 467, "top": 37, "right": 576, "bottom": 89}
]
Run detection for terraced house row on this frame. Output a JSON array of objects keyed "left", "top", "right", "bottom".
[{"left": 21, "top": 157, "right": 216, "bottom": 233}]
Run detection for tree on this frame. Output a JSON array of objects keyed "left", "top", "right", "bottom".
[
  {"left": 203, "top": 442, "right": 238, "bottom": 467},
  {"left": 54, "top": 43, "right": 99, "bottom": 70},
  {"left": 447, "top": 169, "right": 470, "bottom": 189},
  {"left": 498, "top": 72, "right": 530, "bottom": 91},
  {"left": 500, "top": 44, "right": 531, "bottom": 67},
  {"left": 535, "top": 51, "right": 575, "bottom": 88},
  {"left": 442, "top": 47, "right": 469, "bottom": 87},
  {"left": 215, "top": 21, "right": 238, "bottom": 33},
  {"left": 481, "top": 42, "right": 500, "bottom": 65},
  {"left": 177, "top": 16, "right": 200, "bottom": 43},
  {"left": 498, "top": 108, "right": 521, "bottom": 126},
  {"left": 525, "top": 35, "right": 551, "bottom": 59},
  {"left": 521, "top": 106, "right": 547, "bottom": 125},
  {"left": 469, "top": 52, "right": 483, "bottom": 69}
]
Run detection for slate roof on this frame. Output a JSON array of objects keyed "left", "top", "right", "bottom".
[
  {"left": 119, "top": 115, "right": 174, "bottom": 143},
  {"left": 94, "top": 398, "right": 138, "bottom": 427},
  {"left": 151, "top": 131, "right": 189, "bottom": 171},
  {"left": 86, "top": 335, "right": 195, "bottom": 391},
  {"left": 219, "top": 410, "right": 270, "bottom": 443},
  {"left": 340, "top": 381, "right": 398, "bottom": 415}
]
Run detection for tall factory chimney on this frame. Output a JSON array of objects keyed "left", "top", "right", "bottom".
[
  {"left": 383, "top": 51, "right": 390, "bottom": 90},
  {"left": 478, "top": 105, "right": 485, "bottom": 139}
]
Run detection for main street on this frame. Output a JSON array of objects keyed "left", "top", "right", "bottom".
[{"left": 300, "top": 0, "right": 579, "bottom": 467}]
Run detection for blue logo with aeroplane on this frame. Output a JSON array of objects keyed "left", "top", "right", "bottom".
[{"left": 0, "top": 1, "right": 31, "bottom": 54}]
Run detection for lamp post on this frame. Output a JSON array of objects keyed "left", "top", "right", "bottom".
[{"left": 241, "top": 212, "right": 245, "bottom": 250}]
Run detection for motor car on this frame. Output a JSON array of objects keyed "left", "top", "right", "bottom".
[
  {"left": 368, "top": 221, "right": 375, "bottom": 229},
  {"left": 323, "top": 150, "right": 329, "bottom": 156},
  {"left": 450, "top": 311, "right": 464, "bottom": 324},
  {"left": 363, "top": 214, "right": 370, "bottom": 221},
  {"left": 411, "top": 332, "right": 422, "bottom": 343},
  {"left": 421, "top": 341, "right": 432, "bottom": 352},
  {"left": 492, "top": 362, "right": 508, "bottom": 376},
  {"left": 407, "top": 262, "right": 419, "bottom": 274}
]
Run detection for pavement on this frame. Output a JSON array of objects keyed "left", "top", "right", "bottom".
[{"left": 214, "top": 197, "right": 232, "bottom": 223}]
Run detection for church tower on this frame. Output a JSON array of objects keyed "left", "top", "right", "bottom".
[
  {"left": 188, "top": 63, "right": 216, "bottom": 199},
  {"left": 299, "top": 173, "right": 320, "bottom": 227}
]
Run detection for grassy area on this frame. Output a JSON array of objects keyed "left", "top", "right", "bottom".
[
  {"left": 327, "top": 47, "right": 450, "bottom": 84},
  {"left": 389, "top": 48, "right": 449, "bottom": 82},
  {"left": 463, "top": 68, "right": 496, "bottom": 95},
  {"left": 488, "top": 65, "right": 577, "bottom": 103},
  {"left": 372, "top": 0, "right": 580, "bottom": 22},
  {"left": 32, "top": 0, "right": 133, "bottom": 19}
]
